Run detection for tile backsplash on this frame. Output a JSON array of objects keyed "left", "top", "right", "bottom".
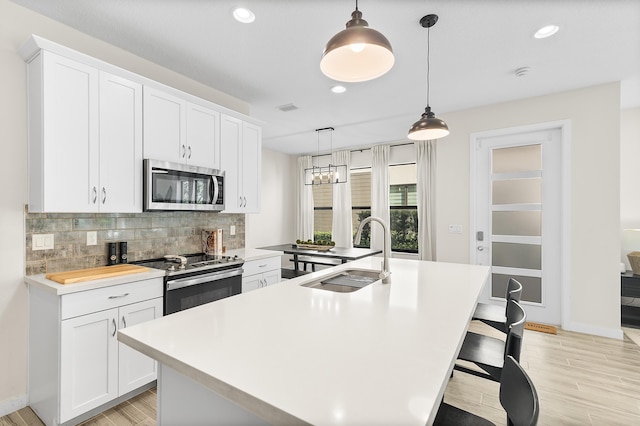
[{"left": 25, "top": 206, "right": 245, "bottom": 275}]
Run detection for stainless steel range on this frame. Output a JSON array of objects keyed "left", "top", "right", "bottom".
[{"left": 134, "top": 253, "right": 244, "bottom": 315}]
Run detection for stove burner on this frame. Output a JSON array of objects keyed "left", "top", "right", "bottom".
[{"left": 133, "top": 253, "right": 243, "bottom": 276}]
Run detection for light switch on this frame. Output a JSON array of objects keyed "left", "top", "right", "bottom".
[
  {"left": 33, "top": 234, "right": 54, "bottom": 250},
  {"left": 87, "top": 231, "right": 97, "bottom": 246},
  {"left": 230, "top": 225, "right": 236, "bottom": 236},
  {"left": 448, "top": 225, "right": 463, "bottom": 234}
]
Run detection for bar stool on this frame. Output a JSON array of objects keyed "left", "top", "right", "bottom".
[
  {"left": 472, "top": 278, "right": 523, "bottom": 333},
  {"left": 454, "top": 300, "right": 526, "bottom": 382},
  {"left": 435, "top": 355, "right": 539, "bottom": 426}
]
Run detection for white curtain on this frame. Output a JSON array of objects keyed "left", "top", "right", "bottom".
[
  {"left": 296, "top": 155, "right": 314, "bottom": 241},
  {"left": 371, "top": 145, "right": 390, "bottom": 253},
  {"left": 415, "top": 140, "right": 437, "bottom": 261},
  {"left": 331, "top": 150, "right": 353, "bottom": 247}
]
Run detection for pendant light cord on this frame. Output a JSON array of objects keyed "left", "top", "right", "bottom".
[{"left": 426, "top": 24, "right": 431, "bottom": 108}]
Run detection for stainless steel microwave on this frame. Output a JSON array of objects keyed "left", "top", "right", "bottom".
[{"left": 143, "top": 159, "right": 224, "bottom": 211}]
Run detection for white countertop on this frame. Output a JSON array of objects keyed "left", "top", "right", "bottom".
[
  {"left": 118, "top": 258, "right": 489, "bottom": 425},
  {"left": 226, "top": 247, "right": 283, "bottom": 262},
  {"left": 25, "top": 268, "right": 166, "bottom": 295}
]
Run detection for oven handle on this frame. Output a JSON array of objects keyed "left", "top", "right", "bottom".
[{"left": 166, "top": 268, "right": 244, "bottom": 291}]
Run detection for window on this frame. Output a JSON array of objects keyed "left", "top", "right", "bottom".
[{"left": 312, "top": 162, "right": 418, "bottom": 253}]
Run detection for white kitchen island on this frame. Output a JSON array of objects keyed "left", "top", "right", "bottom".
[{"left": 117, "top": 257, "right": 489, "bottom": 425}]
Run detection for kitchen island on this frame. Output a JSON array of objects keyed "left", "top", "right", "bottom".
[{"left": 118, "top": 257, "right": 489, "bottom": 425}]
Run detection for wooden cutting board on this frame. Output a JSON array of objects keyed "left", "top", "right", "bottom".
[{"left": 46, "top": 264, "right": 149, "bottom": 284}]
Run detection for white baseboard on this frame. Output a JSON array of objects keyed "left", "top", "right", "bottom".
[
  {"left": 563, "top": 321, "right": 624, "bottom": 340},
  {"left": 0, "top": 394, "right": 27, "bottom": 417}
]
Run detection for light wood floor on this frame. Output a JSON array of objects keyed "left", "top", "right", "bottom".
[{"left": 2, "top": 325, "right": 640, "bottom": 425}]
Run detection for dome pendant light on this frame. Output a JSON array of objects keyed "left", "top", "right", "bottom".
[
  {"left": 320, "top": 0, "right": 394, "bottom": 83},
  {"left": 408, "top": 14, "right": 449, "bottom": 140}
]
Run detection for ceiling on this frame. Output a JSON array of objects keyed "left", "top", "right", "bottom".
[{"left": 11, "top": 0, "right": 640, "bottom": 155}]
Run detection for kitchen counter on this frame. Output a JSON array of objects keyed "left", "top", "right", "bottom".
[
  {"left": 225, "top": 247, "right": 284, "bottom": 262},
  {"left": 118, "top": 258, "right": 489, "bottom": 425},
  {"left": 25, "top": 268, "right": 166, "bottom": 295}
]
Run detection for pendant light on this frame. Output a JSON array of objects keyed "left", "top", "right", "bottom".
[
  {"left": 408, "top": 14, "right": 449, "bottom": 140},
  {"left": 305, "top": 127, "right": 348, "bottom": 185},
  {"left": 320, "top": 0, "right": 394, "bottom": 83}
]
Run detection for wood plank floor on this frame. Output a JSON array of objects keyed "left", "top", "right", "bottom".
[{"left": 2, "top": 325, "right": 640, "bottom": 425}]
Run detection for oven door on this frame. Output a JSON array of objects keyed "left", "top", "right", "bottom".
[{"left": 164, "top": 267, "right": 243, "bottom": 315}]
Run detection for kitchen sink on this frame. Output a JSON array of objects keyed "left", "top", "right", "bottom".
[{"left": 299, "top": 269, "right": 381, "bottom": 293}]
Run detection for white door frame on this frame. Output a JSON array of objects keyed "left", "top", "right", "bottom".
[{"left": 469, "top": 120, "right": 571, "bottom": 329}]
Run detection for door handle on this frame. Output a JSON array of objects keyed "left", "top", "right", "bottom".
[
  {"left": 122, "top": 316, "right": 127, "bottom": 329},
  {"left": 102, "top": 187, "right": 107, "bottom": 204},
  {"left": 188, "top": 146, "right": 192, "bottom": 159},
  {"left": 92, "top": 186, "right": 97, "bottom": 204},
  {"left": 477, "top": 246, "right": 486, "bottom": 251},
  {"left": 182, "top": 144, "right": 186, "bottom": 158},
  {"left": 112, "top": 318, "right": 117, "bottom": 337}
]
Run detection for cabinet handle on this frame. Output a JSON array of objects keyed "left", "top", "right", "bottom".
[
  {"left": 112, "top": 318, "right": 117, "bottom": 337},
  {"left": 260, "top": 279, "right": 265, "bottom": 287},
  {"left": 239, "top": 196, "right": 243, "bottom": 207},
  {"left": 92, "top": 186, "right": 97, "bottom": 204},
  {"left": 108, "top": 293, "right": 130, "bottom": 299},
  {"left": 102, "top": 187, "right": 107, "bottom": 204},
  {"left": 188, "top": 146, "right": 192, "bottom": 159},
  {"left": 182, "top": 144, "right": 186, "bottom": 158},
  {"left": 259, "top": 264, "right": 267, "bottom": 268},
  {"left": 122, "top": 316, "right": 127, "bottom": 329},
  {"left": 242, "top": 197, "right": 247, "bottom": 208}
]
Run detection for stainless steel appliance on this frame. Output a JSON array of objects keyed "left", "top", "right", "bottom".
[
  {"left": 134, "top": 253, "right": 243, "bottom": 315},
  {"left": 144, "top": 159, "right": 224, "bottom": 211}
]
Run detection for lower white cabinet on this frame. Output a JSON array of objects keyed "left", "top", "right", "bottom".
[
  {"left": 29, "top": 278, "right": 163, "bottom": 425},
  {"left": 242, "top": 256, "right": 281, "bottom": 293}
]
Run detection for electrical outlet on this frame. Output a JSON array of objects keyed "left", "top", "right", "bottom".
[
  {"left": 32, "top": 234, "right": 54, "bottom": 250},
  {"left": 230, "top": 225, "right": 236, "bottom": 236},
  {"left": 86, "top": 231, "right": 97, "bottom": 246}
]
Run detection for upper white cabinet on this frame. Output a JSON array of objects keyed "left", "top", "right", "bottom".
[
  {"left": 220, "top": 114, "right": 262, "bottom": 213},
  {"left": 21, "top": 35, "right": 258, "bottom": 213},
  {"left": 99, "top": 73, "right": 143, "bottom": 212},
  {"left": 143, "top": 86, "right": 220, "bottom": 170},
  {"left": 25, "top": 50, "right": 142, "bottom": 213}
]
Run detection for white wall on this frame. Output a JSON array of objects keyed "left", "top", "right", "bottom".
[
  {"left": 435, "top": 83, "right": 621, "bottom": 338},
  {"left": 245, "top": 149, "right": 296, "bottom": 249},
  {"left": 0, "top": 0, "right": 250, "bottom": 414}
]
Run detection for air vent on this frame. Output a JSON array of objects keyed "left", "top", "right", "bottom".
[{"left": 276, "top": 103, "right": 299, "bottom": 112}]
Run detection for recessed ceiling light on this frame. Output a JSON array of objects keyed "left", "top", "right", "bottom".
[
  {"left": 232, "top": 7, "right": 255, "bottom": 24},
  {"left": 330, "top": 85, "right": 347, "bottom": 94},
  {"left": 534, "top": 24, "right": 559, "bottom": 39}
]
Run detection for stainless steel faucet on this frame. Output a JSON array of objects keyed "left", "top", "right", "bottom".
[{"left": 353, "top": 216, "right": 391, "bottom": 283}]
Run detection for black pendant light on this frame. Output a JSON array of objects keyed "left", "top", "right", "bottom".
[
  {"left": 320, "top": 0, "right": 394, "bottom": 83},
  {"left": 408, "top": 14, "right": 449, "bottom": 140}
]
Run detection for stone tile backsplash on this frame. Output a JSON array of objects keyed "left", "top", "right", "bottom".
[{"left": 25, "top": 206, "right": 245, "bottom": 275}]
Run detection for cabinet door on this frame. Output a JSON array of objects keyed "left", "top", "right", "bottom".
[
  {"left": 143, "top": 86, "right": 185, "bottom": 163},
  {"left": 220, "top": 114, "right": 243, "bottom": 213},
  {"left": 99, "top": 72, "right": 143, "bottom": 212},
  {"left": 241, "top": 122, "right": 262, "bottom": 213},
  {"left": 242, "top": 274, "right": 262, "bottom": 293},
  {"left": 118, "top": 297, "right": 163, "bottom": 395},
  {"left": 40, "top": 52, "right": 99, "bottom": 212},
  {"left": 60, "top": 308, "right": 118, "bottom": 422},
  {"left": 263, "top": 269, "right": 281, "bottom": 287},
  {"left": 186, "top": 103, "right": 220, "bottom": 169}
]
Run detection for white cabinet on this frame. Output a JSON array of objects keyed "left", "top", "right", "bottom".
[
  {"left": 143, "top": 86, "right": 220, "bottom": 170},
  {"left": 25, "top": 50, "right": 142, "bottom": 213},
  {"left": 29, "top": 278, "right": 163, "bottom": 425},
  {"left": 242, "top": 256, "right": 281, "bottom": 293},
  {"left": 220, "top": 115, "right": 262, "bottom": 213}
]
